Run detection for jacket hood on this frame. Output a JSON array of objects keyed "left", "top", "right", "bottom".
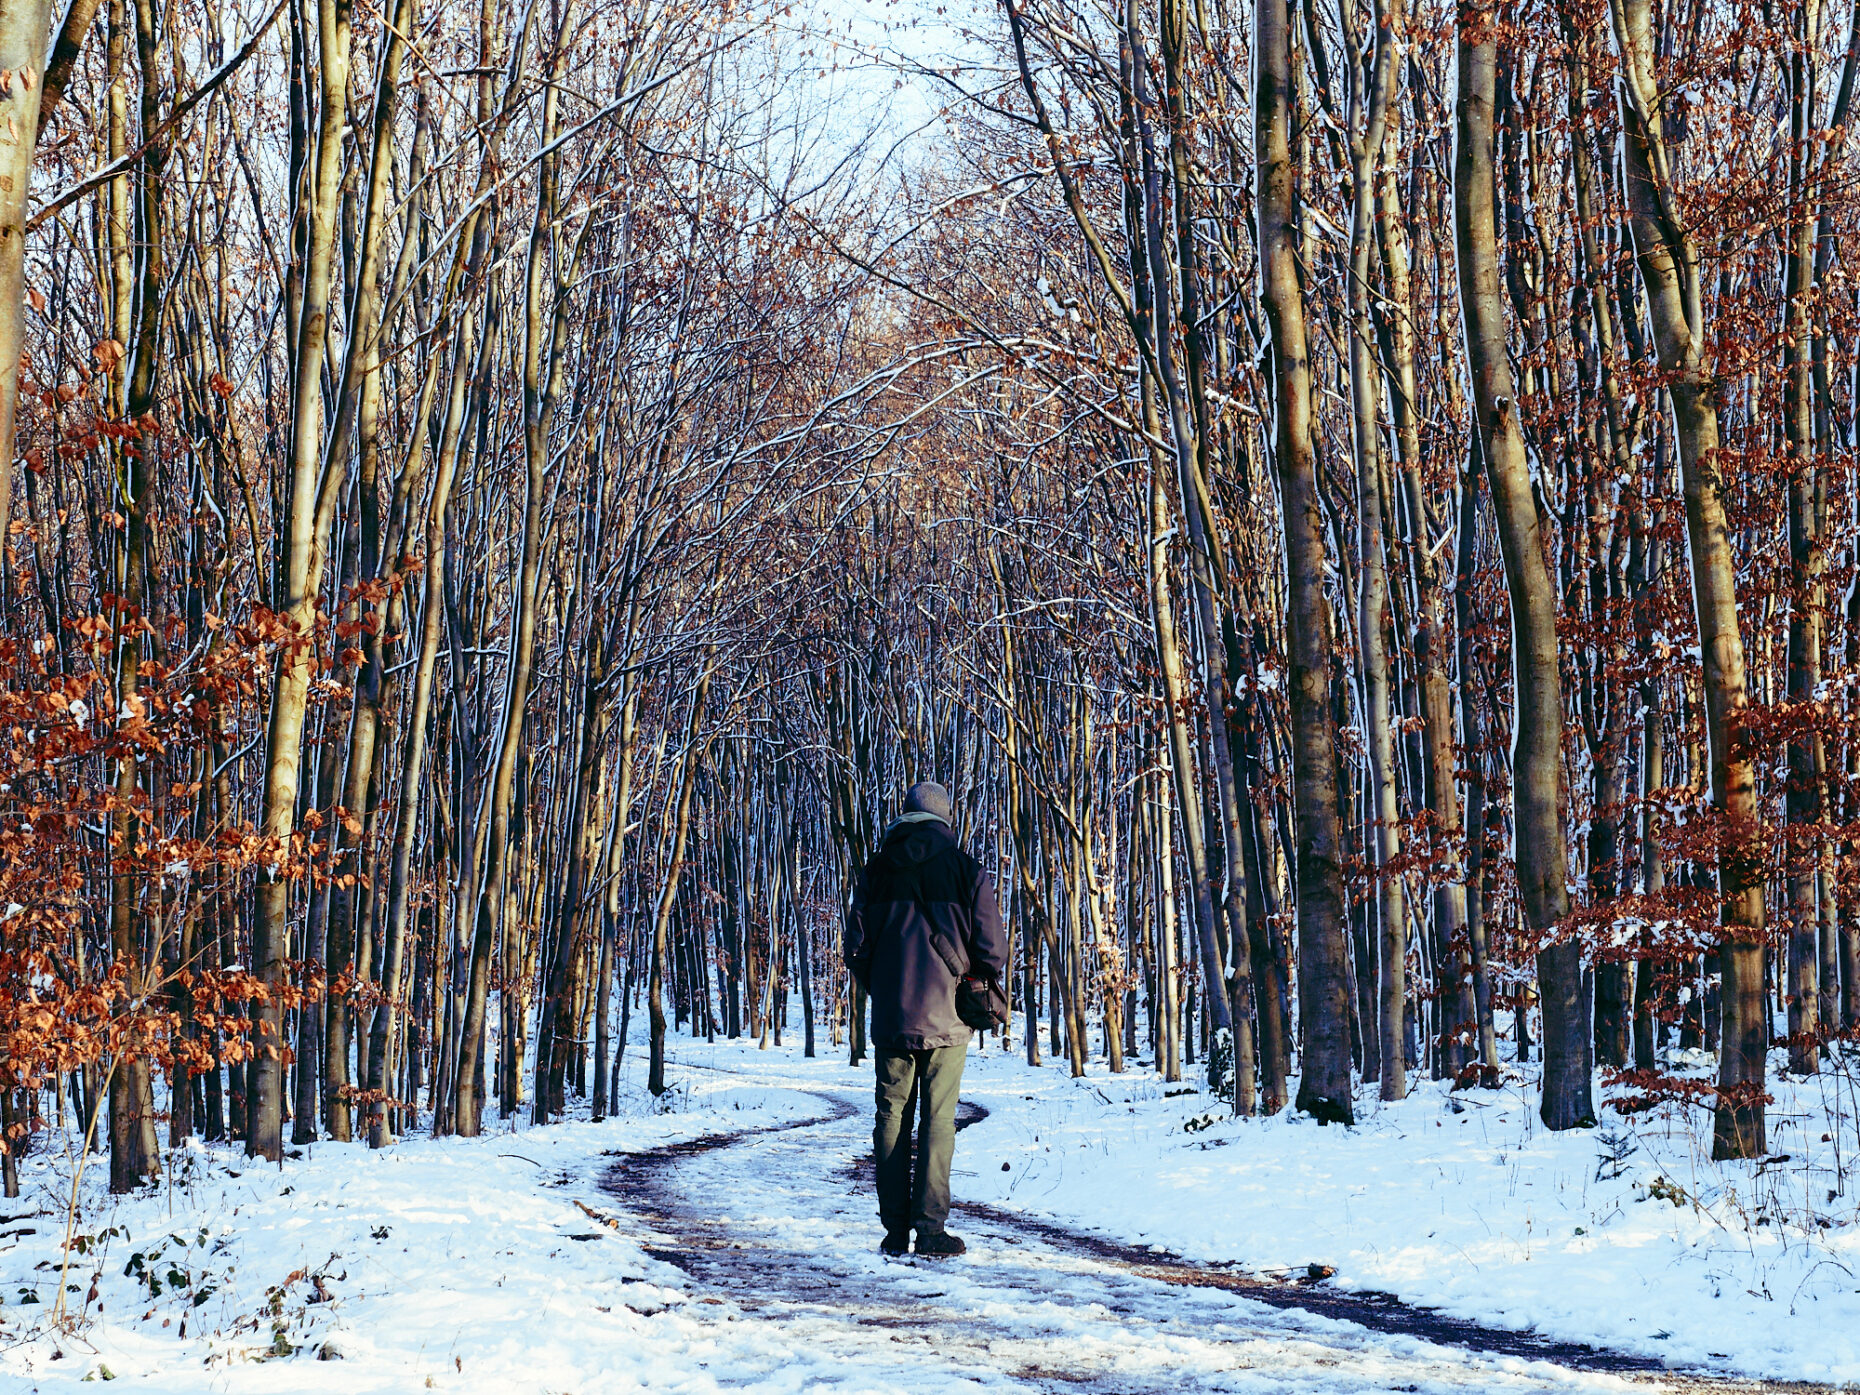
[{"left": 876, "top": 817, "right": 955, "bottom": 866}]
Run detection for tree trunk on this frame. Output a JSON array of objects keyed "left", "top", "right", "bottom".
[
  {"left": 1783, "top": 0, "right": 1824, "bottom": 1077},
  {"left": 649, "top": 667, "right": 713, "bottom": 1095},
  {"left": 0, "top": 0, "right": 53, "bottom": 546},
  {"left": 1378, "top": 109, "right": 1472, "bottom": 1083},
  {"left": 1606, "top": 0, "right": 1766, "bottom": 1158},
  {"left": 1456, "top": 2, "right": 1590, "bottom": 1129},
  {"left": 318, "top": 0, "right": 416, "bottom": 1146},
  {"left": 107, "top": 0, "right": 166, "bottom": 1189},
  {"left": 367, "top": 301, "right": 479, "bottom": 1149},
  {"left": 1342, "top": 0, "right": 1405, "bottom": 1100},
  {"left": 251, "top": 0, "right": 354, "bottom": 1163},
  {"left": 458, "top": 0, "right": 578, "bottom": 1138},
  {"left": 532, "top": 626, "right": 610, "bottom": 1122},
  {"left": 592, "top": 688, "right": 637, "bottom": 1118},
  {"left": 1258, "top": 0, "right": 1353, "bottom": 1124}
]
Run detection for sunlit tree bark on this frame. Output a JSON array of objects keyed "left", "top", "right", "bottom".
[
  {"left": 1607, "top": 0, "right": 1766, "bottom": 1158},
  {"left": 1456, "top": 0, "right": 1590, "bottom": 1130}
]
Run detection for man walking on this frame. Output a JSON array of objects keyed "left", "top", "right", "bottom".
[{"left": 844, "top": 780, "right": 1008, "bottom": 1258}]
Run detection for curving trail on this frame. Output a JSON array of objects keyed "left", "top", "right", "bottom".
[{"left": 599, "top": 1074, "right": 1820, "bottom": 1395}]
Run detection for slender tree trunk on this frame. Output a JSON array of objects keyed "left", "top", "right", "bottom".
[
  {"left": 1258, "top": 0, "right": 1353, "bottom": 1123},
  {"left": 592, "top": 688, "right": 636, "bottom": 1118},
  {"left": 316, "top": 0, "right": 416, "bottom": 1146},
  {"left": 787, "top": 782, "right": 817, "bottom": 1058},
  {"left": 1342, "top": 0, "right": 1405, "bottom": 1100},
  {"left": 1634, "top": 658, "right": 1665, "bottom": 1071},
  {"left": 1378, "top": 116, "right": 1471, "bottom": 1083},
  {"left": 106, "top": 0, "right": 166, "bottom": 1188},
  {"left": 1145, "top": 0, "right": 1253, "bottom": 1109},
  {"left": 251, "top": 0, "right": 354, "bottom": 1163},
  {"left": 1813, "top": 8, "right": 1859, "bottom": 1048},
  {"left": 367, "top": 302, "right": 479, "bottom": 1149},
  {"left": 1607, "top": 0, "right": 1766, "bottom": 1158},
  {"left": 649, "top": 667, "right": 713, "bottom": 1095},
  {"left": 0, "top": 0, "right": 53, "bottom": 544},
  {"left": 1456, "top": 2, "right": 1590, "bottom": 1129},
  {"left": 1156, "top": 769, "right": 1182, "bottom": 1082},
  {"left": 1561, "top": 7, "right": 1647, "bottom": 1077},
  {"left": 458, "top": 0, "right": 578, "bottom": 1138},
  {"left": 1783, "top": 0, "right": 1825, "bottom": 1077},
  {"left": 533, "top": 629, "right": 610, "bottom": 1122}
]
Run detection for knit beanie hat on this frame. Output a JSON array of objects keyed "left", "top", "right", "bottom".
[{"left": 901, "top": 780, "right": 954, "bottom": 825}]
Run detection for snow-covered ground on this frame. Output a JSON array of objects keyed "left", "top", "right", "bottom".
[
  {"left": 948, "top": 1042, "right": 1860, "bottom": 1385},
  {"left": 0, "top": 1071, "right": 832, "bottom": 1392},
  {"left": 0, "top": 1026, "right": 1850, "bottom": 1390}
]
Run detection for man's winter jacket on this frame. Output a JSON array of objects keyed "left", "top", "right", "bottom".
[{"left": 843, "top": 818, "right": 1009, "bottom": 1050}]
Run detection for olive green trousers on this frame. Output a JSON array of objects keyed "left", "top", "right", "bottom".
[{"left": 872, "top": 1044, "right": 966, "bottom": 1235}]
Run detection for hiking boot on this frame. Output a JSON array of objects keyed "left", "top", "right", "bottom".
[
  {"left": 914, "top": 1230, "right": 966, "bottom": 1259},
  {"left": 880, "top": 1229, "right": 911, "bottom": 1257}
]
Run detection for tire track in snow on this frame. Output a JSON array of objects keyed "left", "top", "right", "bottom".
[{"left": 597, "top": 1072, "right": 1819, "bottom": 1393}]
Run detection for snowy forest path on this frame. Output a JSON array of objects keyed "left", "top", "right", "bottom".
[{"left": 596, "top": 1064, "right": 1816, "bottom": 1394}]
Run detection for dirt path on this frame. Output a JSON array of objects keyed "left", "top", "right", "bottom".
[{"left": 599, "top": 1082, "right": 1824, "bottom": 1394}]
